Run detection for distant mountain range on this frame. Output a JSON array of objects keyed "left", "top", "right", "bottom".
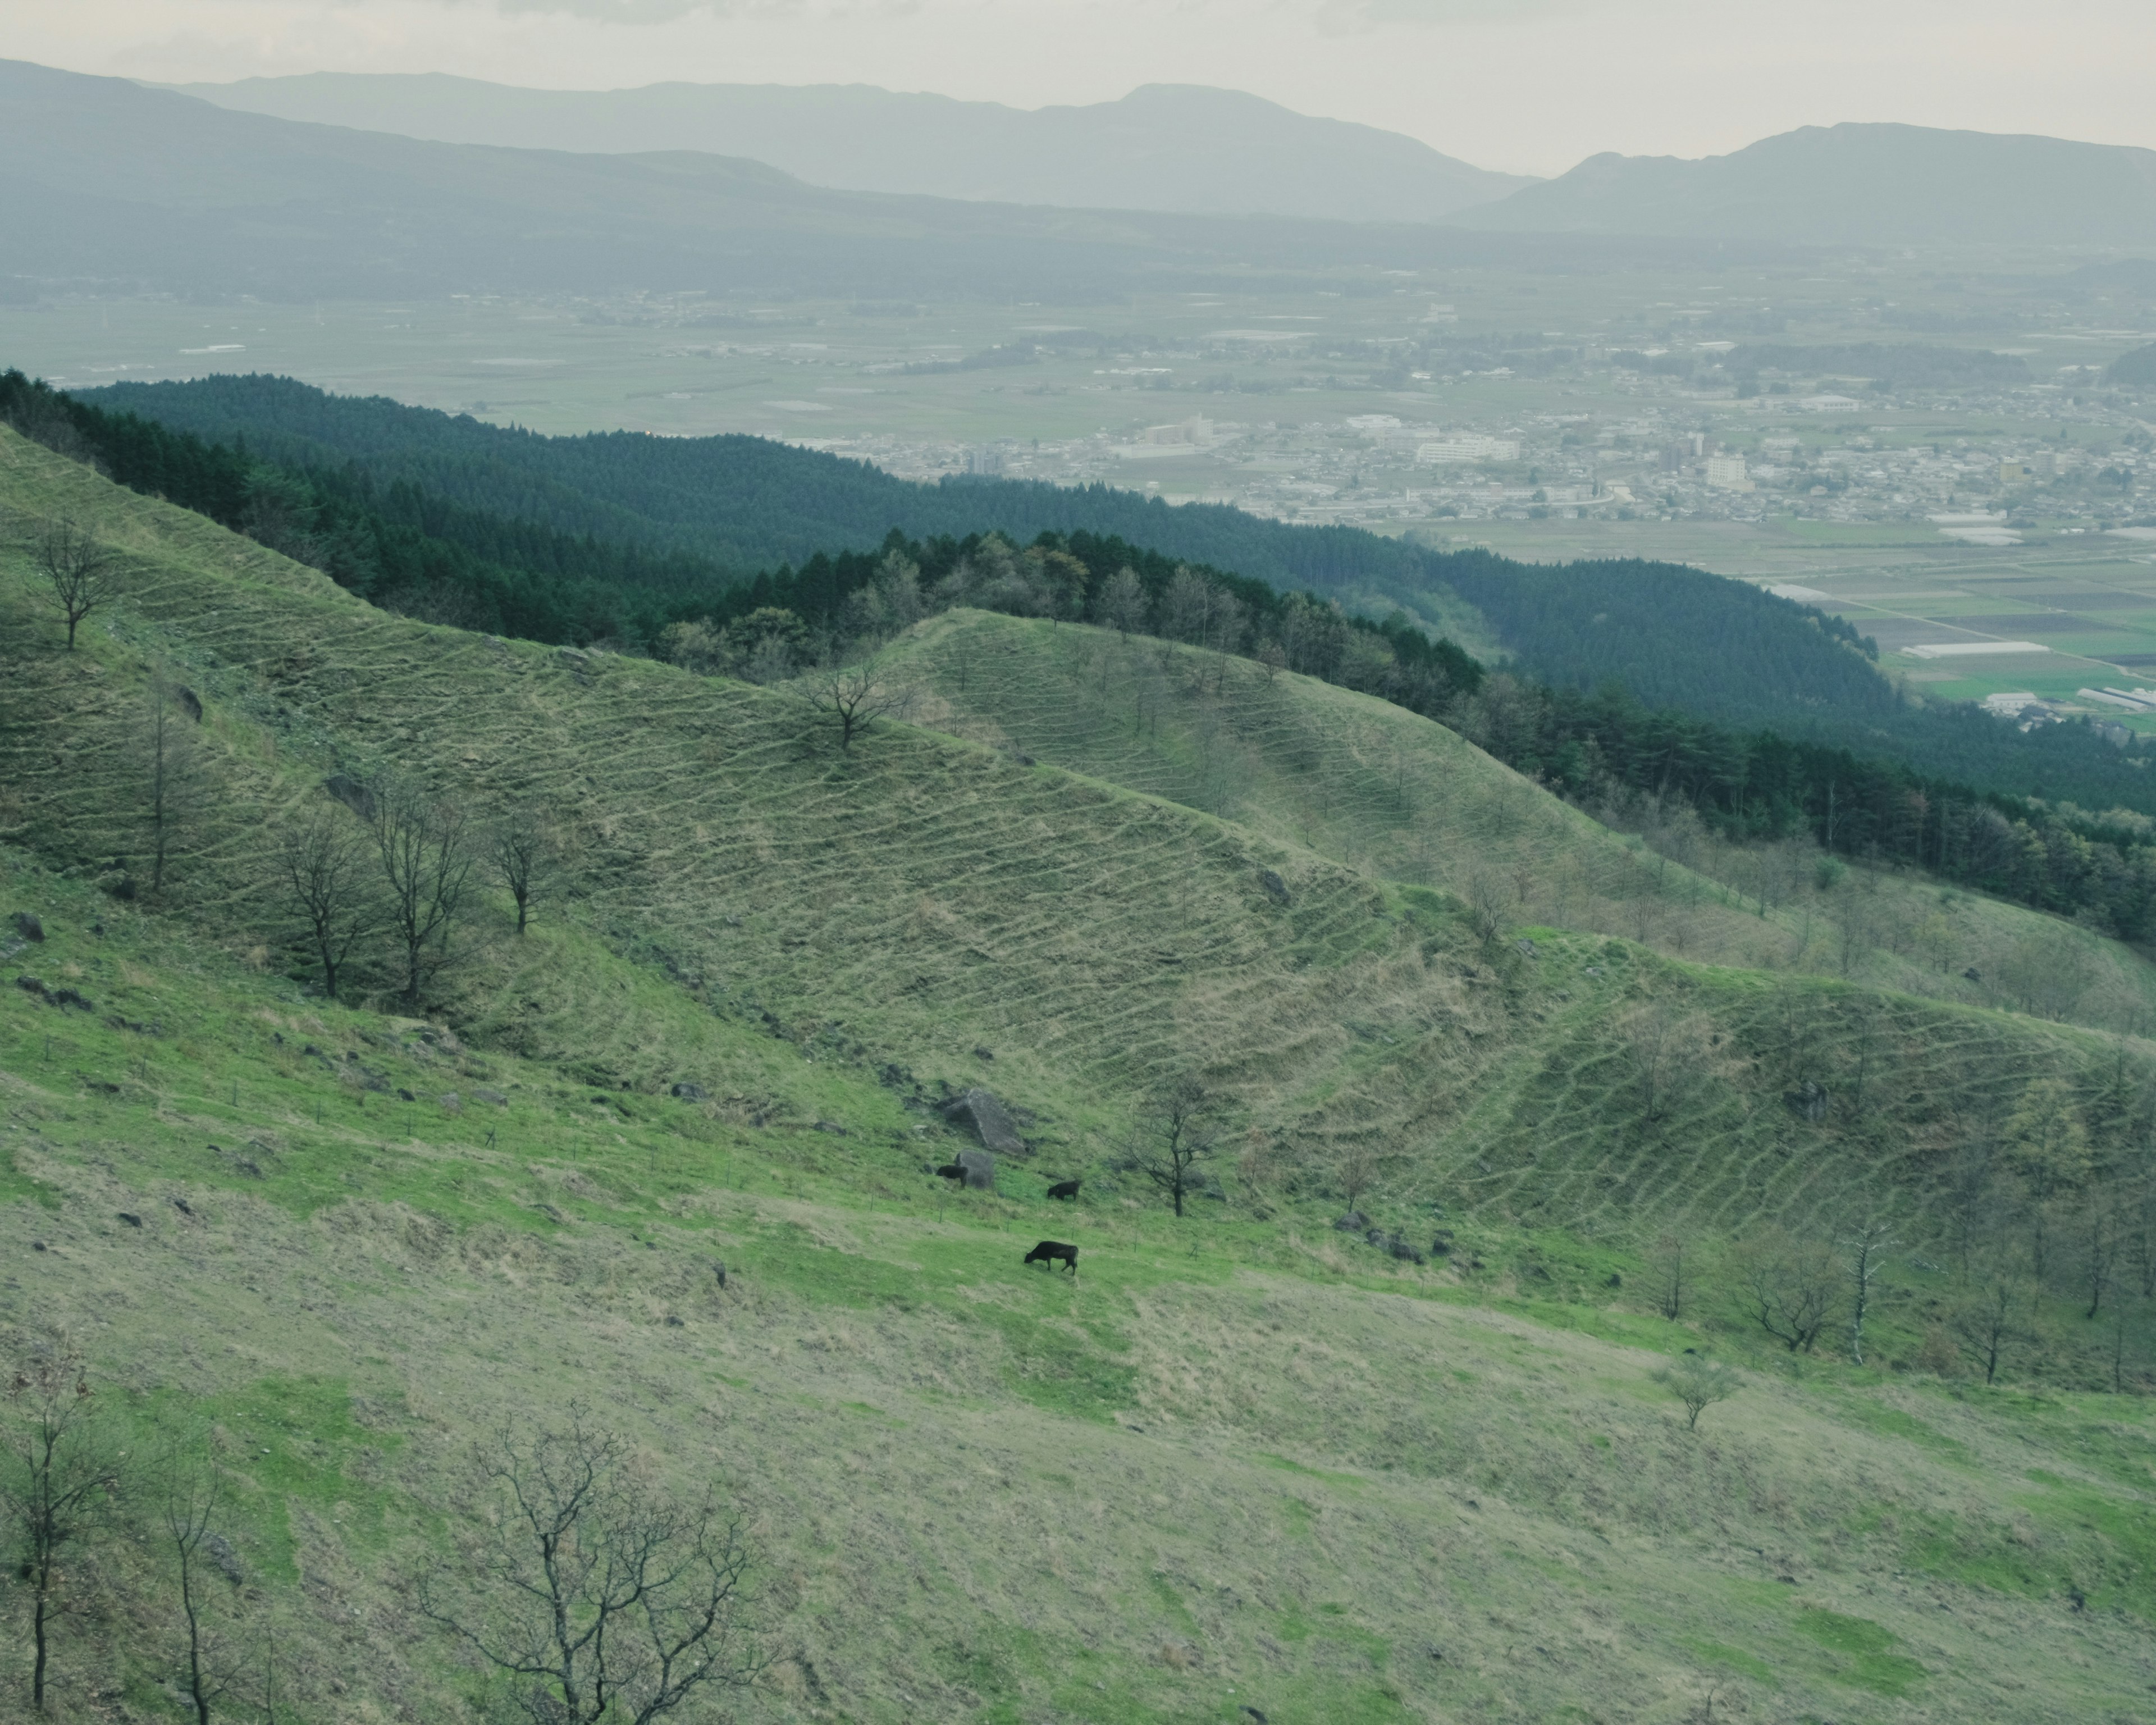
[
  {"left": 0, "top": 59, "right": 1750, "bottom": 303},
  {"left": 1455, "top": 122, "right": 2156, "bottom": 247},
  {"left": 4, "top": 59, "right": 2152, "bottom": 308},
  {"left": 166, "top": 74, "right": 1534, "bottom": 226}
]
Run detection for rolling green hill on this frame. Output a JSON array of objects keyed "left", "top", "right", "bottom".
[
  {"left": 75, "top": 370, "right": 2156, "bottom": 821},
  {"left": 892, "top": 606, "right": 2156, "bottom": 1033},
  {"left": 3, "top": 423, "right": 2156, "bottom": 1723}
]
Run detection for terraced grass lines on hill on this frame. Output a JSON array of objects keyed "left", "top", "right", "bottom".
[
  {"left": 896, "top": 608, "right": 2156, "bottom": 1034},
  {"left": 6, "top": 425, "right": 2156, "bottom": 1723},
  {"left": 1, "top": 424, "right": 2146, "bottom": 1250},
  {"left": 4, "top": 861, "right": 2156, "bottom": 1723}
]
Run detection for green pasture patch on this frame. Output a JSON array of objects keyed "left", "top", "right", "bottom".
[
  {"left": 1258, "top": 1452, "right": 1367, "bottom": 1488},
  {"left": 1793, "top": 1609, "right": 1927, "bottom": 1698},
  {"left": 1685, "top": 1640, "right": 1776, "bottom": 1685},
  {"left": 1147, "top": 1572, "right": 1201, "bottom": 1636},
  {"left": 162, "top": 1375, "right": 412, "bottom": 1579},
  {"left": 1824, "top": 1395, "right": 1971, "bottom": 1464}
]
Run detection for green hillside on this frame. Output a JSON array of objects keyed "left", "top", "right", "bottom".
[
  {"left": 3, "top": 425, "right": 2156, "bottom": 1722},
  {"left": 894, "top": 607, "right": 2156, "bottom": 1034},
  {"left": 69, "top": 368, "right": 2156, "bottom": 827}
]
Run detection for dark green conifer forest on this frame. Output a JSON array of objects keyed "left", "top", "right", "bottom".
[{"left": 14, "top": 365, "right": 2156, "bottom": 936}]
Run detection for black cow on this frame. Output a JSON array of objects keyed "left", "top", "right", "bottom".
[
  {"left": 1045, "top": 1178, "right": 1081, "bottom": 1201},
  {"left": 933, "top": 1161, "right": 966, "bottom": 1182},
  {"left": 1024, "top": 1240, "right": 1079, "bottom": 1275}
]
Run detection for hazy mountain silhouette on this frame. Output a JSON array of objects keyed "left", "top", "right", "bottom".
[
  {"left": 167, "top": 74, "right": 1533, "bottom": 225},
  {"left": 0, "top": 59, "right": 1750, "bottom": 301},
  {"left": 1455, "top": 122, "right": 2156, "bottom": 245}
]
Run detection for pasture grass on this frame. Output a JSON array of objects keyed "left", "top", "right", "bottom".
[{"left": 2, "top": 426, "right": 2156, "bottom": 1719}]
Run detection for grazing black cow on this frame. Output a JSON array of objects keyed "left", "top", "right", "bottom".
[
  {"left": 933, "top": 1161, "right": 966, "bottom": 1182},
  {"left": 1045, "top": 1178, "right": 1081, "bottom": 1201},
  {"left": 1024, "top": 1240, "right": 1079, "bottom": 1275}
]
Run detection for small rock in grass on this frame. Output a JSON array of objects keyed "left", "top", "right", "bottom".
[
  {"left": 117, "top": 1212, "right": 142, "bottom": 1228},
  {"left": 670, "top": 1081, "right": 708, "bottom": 1102},
  {"left": 942, "top": 1088, "right": 1024, "bottom": 1155},
  {"left": 958, "top": 1148, "right": 996, "bottom": 1192},
  {"left": 815, "top": 1120, "right": 848, "bottom": 1135},
  {"left": 323, "top": 774, "right": 374, "bottom": 819},
  {"left": 11, "top": 912, "right": 44, "bottom": 941},
  {"left": 397, "top": 1088, "right": 416, "bottom": 1103},
  {"left": 1258, "top": 869, "right": 1291, "bottom": 907},
  {"left": 473, "top": 1087, "right": 508, "bottom": 1107},
  {"left": 205, "top": 1532, "right": 243, "bottom": 1585}
]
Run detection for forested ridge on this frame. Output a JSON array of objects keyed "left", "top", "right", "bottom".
[
  {"left": 80, "top": 372, "right": 2156, "bottom": 814},
  {"left": 15, "top": 366, "right": 2156, "bottom": 937}
]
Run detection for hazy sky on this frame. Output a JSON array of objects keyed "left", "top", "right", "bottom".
[{"left": 7, "top": 0, "right": 2153, "bottom": 177}]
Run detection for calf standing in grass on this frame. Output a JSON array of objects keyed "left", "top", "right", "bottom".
[
  {"left": 1045, "top": 1178, "right": 1081, "bottom": 1201},
  {"left": 1024, "top": 1240, "right": 1079, "bottom": 1275}
]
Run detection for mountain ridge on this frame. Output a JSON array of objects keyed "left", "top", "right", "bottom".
[
  {"left": 163, "top": 72, "right": 1534, "bottom": 223},
  {"left": 0, "top": 55, "right": 1787, "bottom": 305},
  {"left": 1455, "top": 121, "right": 2156, "bottom": 245}
]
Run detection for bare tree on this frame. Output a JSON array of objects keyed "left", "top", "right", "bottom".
[
  {"left": 1121, "top": 1076, "right": 1225, "bottom": 1218},
  {"left": 1952, "top": 1275, "right": 2023, "bottom": 1385},
  {"left": 801, "top": 655, "right": 910, "bottom": 751},
  {"left": 1333, "top": 1143, "right": 1378, "bottom": 1217},
  {"left": 1463, "top": 869, "right": 1508, "bottom": 955},
  {"left": 1159, "top": 567, "right": 1217, "bottom": 646},
  {"left": 1622, "top": 1001, "right": 1716, "bottom": 1128},
  {"left": 1841, "top": 1219, "right": 1897, "bottom": 1365},
  {"left": 418, "top": 1412, "right": 765, "bottom": 1725},
  {"left": 144, "top": 670, "right": 202, "bottom": 897},
  {"left": 1653, "top": 1354, "right": 1741, "bottom": 1432},
  {"left": 488, "top": 804, "right": 558, "bottom": 937},
  {"left": 2006, "top": 1078, "right": 2089, "bottom": 1286},
  {"left": 369, "top": 779, "right": 477, "bottom": 1005},
  {"left": 2082, "top": 1193, "right": 2122, "bottom": 1320},
  {"left": 35, "top": 518, "right": 122, "bottom": 651},
  {"left": 154, "top": 1436, "right": 255, "bottom": 1725},
  {"left": 1, "top": 1347, "right": 126, "bottom": 1712},
  {"left": 1650, "top": 1234, "right": 1693, "bottom": 1320},
  {"left": 1734, "top": 1231, "right": 1840, "bottom": 1353},
  {"left": 278, "top": 809, "right": 374, "bottom": 1003}
]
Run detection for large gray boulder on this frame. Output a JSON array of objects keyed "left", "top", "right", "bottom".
[
  {"left": 957, "top": 1148, "right": 995, "bottom": 1192},
  {"left": 942, "top": 1088, "right": 1025, "bottom": 1154}
]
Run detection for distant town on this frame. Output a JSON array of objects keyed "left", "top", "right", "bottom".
[{"left": 755, "top": 327, "right": 2152, "bottom": 541}]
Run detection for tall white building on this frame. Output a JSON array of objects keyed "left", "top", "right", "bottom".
[{"left": 1417, "top": 435, "right": 1520, "bottom": 466}]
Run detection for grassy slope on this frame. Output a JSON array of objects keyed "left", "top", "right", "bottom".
[
  {"left": 2, "top": 427, "right": 2155, "bottom": 1721},
  {"left": 893, "top": 608, "right": 2156, "bottom": 1035}
]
